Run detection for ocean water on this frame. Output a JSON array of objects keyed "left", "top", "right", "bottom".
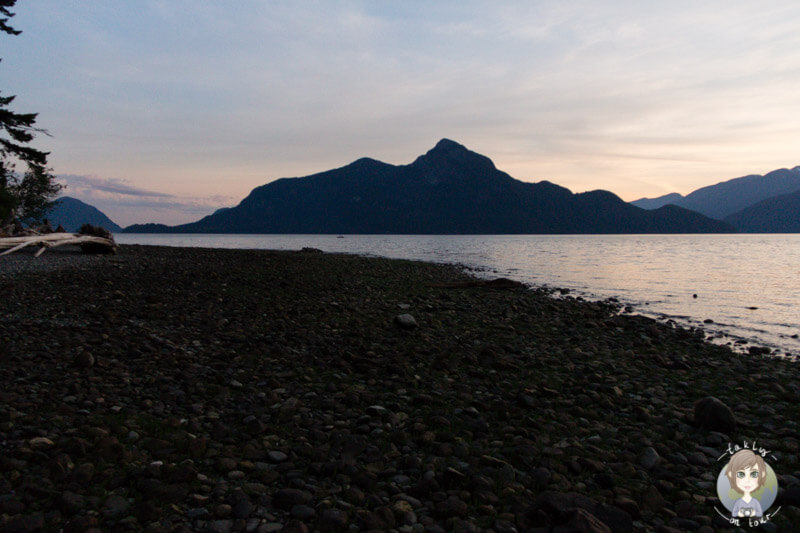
[{"left": 116, "top": 233, "right": 800, "bottom": 358}]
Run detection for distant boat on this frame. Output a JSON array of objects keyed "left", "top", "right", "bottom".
[{"left": 337, "top": 235, "right": 344, "bottom": 238}]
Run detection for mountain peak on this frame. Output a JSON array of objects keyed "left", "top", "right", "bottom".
[
  {"left": 413, "top": 139, "right": 496, "bottom": 174},
  {"left": 426, "top": 138, "right": 473, "bottom": 159},
  {"left": 433, "top": 138, "right": 466, "bottom": 151}
]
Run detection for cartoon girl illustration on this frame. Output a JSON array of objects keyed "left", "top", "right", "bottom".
[{"left": 725, "top": 449, "right": 767, "bottom": 518}]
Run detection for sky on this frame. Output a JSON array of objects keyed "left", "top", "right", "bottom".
[{"left": 4, "top": 1, "right": 800, "bottom": 226}]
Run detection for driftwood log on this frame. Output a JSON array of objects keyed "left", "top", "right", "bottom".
[
  {"left": 428, "top": 277, "right": 525, "bottom": 289},
  {"left": 0, "top": 232, "right": 117, "bottom": 257}
]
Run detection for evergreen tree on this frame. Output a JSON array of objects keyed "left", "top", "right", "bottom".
[{"left": 1, "top": 0, "right": 62, "bottom": 224}]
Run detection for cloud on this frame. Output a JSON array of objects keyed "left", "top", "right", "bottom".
[
  {"left": 57, "top": 174, "right": 236, "bottom": 226},
  {"left": 59, "top": 174, "right": 174, "bottom": 198}
]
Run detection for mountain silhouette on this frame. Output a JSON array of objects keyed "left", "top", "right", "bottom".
[
  {"left": 724, "top": 189, "right": 800, "bottom": 232},
  {"left": 632, "top": 167, "right": 800, "bottom": 220},
  {"left": 44, "top": 197, "right": 122, "bottom": 233},
  {"left": 126, "top": 139, "right": 732, "bottom": 234}
]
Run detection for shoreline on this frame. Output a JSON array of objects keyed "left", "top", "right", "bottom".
[
  {"left": 2, "top": 245, "right": 799, "bottom": 532},
  {"left": 114, "top": 233, "right": 800, "bottom": 360}
]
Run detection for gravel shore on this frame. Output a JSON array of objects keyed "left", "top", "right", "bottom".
[{"left": 1, "top": 245, "right": 799, "bottom": 532}]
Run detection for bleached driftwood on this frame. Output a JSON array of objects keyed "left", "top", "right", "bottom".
[{"left": 0, "top": 233, "right": 117, "bottom": 257}]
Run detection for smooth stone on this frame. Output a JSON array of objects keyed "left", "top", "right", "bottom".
[
  {"left": 267, "top": 450, "right": 288, "bottom": 463},
  {"left": 28, "top": 437, "right": 54, "bottom": 450},
  {"left": 318, "top": 508, "right": 349, "bottom": 529},
  {"left": 272, "top": 489, "right": 312, "bottom": 510},
  {"left": 639, "top": 447, "right": 660, "bottom": 469},
  {"left": 394, "top": 314, "right": 418, "bottom": 329},
  {"left": 693, "top": 396, "right": 736, "bottom": 433},
  {"left": 73, "top": 352, "right": 95, "bottom": 368},
  {"left": 290, "top": 504, "right": 316, "bottom": 520},
  {"left": 102, "top": 494, "right": 130, "bottom": 519}
]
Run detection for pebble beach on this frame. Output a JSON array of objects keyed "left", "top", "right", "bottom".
[{"left": 1, "top": 245, "right": 799, "bottom": 532}]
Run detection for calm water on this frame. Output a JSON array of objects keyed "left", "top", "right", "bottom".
[{"left": 117, "top": 234, "right": 800, "bottom": 358}]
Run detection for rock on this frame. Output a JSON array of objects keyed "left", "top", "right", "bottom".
[
  {"left": 0, "top": 496, "right": 24, "bottom": 516},
  {"left": 272, "top": 488, "right": 312, "bottom": 510},
  {"left": 391, "top": 500, "right": 417, "bottom": 525},
  {"left": 231, "top": 498, "right": 253, "bottom": 519},
  {"left": 134, "top": 501, "right": 160, "bottom": 523},
  {"left": 553, "top": 508, "right": 611, "bottom": 533},
  {"left": 214, "top": 503, "right": 232, "bottom": 518},
  {"left": 534, "top": 491, "right": 597, "bottom": 516},
  {"left": 290, "top": 504, "right": 316, "bottom": 520},
  {"left": 186, "top": 507, "right": 211, "bottom": 519},
  {"left": 594, "top": 472, "right": 614, "bottom": 489},
  {"left": 27, "top": 436, "right": 54, "bottom": 450},
  {"left": 639, "top": 446, "right": 660, "bottom": 470},
  {"left": 693, "top": 396, "right": 736, "bottom": 433},
  {"left": 281, "top": 520, "right": 310, "bottom": 533},
  {"left": 594, "top": 503, "right": 632, "bottom": 533},
  {"left": 366, "top": 404, "right": 388, "bottom": 417},
  {"left": 343, "top": 486, "right": 365, "bottom": 505},
  {"left": 434, "top": 496, "right": 468, "bottom": 518},
  {"left": 73, "top": 351, "right": 95, "bottom": 368},
  {"left": 613, "top": 496, "right": 640, "bottom": 519},
  {"left": 360, "top": 509, "right": 394, "bottom": 530},
  {"left": 531, "top": 467, "right": 552, "bottom": 488},
  {"left": 748, "top": 346, "right": 771, "bottom": 355},
  {"left": 318, "top": 508, "right": 348, "bottom": 530},
  {"left": 267, "top": 450, "right": 288, "bottom": 463},
  {"left": 72, "top": 462, "right": 95, "bottom": 484},
  {"left": 394, "top": 313, "right": 418, "bottom": 329},
  {"left": 639, "top": 485, "right": 665, "bottom": 513},
  {"left": 1, "top": 513, "right": 45, "bottom": 533},
  {"left": 686, "top": 451, "right": 709, "bottom": 467},
  {"left": 207, "top": 519, "right": 234, "bottom": 533},
  {"left": 103, "top": 493, "right": 131, "bottom": 519},
  {"left": 59, "top": 491, "right": 86, "bottom": 514},
  {"left": 777, "top": 486, "right": 800, "bottom": 507}
]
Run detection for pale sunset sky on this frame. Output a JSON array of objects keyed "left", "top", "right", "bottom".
[{"left": 4, "top": 1, "right": 800, "bottom": 226}]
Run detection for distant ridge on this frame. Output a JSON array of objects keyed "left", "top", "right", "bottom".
[
  {"left": 724, "top": 189, "right": 800, "bottom": 232},
  {"left": 45, "top": 197, "right": 122, "bottom": 233},
  {"left": 630, "top": 193, "right": 683, "bottom": 211},
  {"left": 632, "top": 166, "right": 800, "bottom": 220},
  {"left": 126, "top": 139, "right": 733, "bottom": 234}
]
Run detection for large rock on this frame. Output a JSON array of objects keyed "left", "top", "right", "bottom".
[
  {"left": 693, "top": 396, "right": 736, "bottom": 433},
  {"left": 639, "top": 446, "right": 660, "bottom": 470},
  {"left": 394, "top": 314, "right": 418, "bottom": 330},
  {"left": 272, "top": 489, "right": 312, "bottom": 510},
  {"left": 553, "top": 508, "right": 611, "bottom": 533}
]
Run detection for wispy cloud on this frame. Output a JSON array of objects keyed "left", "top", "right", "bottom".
[
  {"left": 58, "top": 174, "right": 235, "bottom": 227},
  {"left": 60, "top": 174, "right": 174, "bottom": 198}
]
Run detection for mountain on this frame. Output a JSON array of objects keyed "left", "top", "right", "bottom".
[
  {"left": 124, "top": 222, "right": 172, "bottom": 233},
  {"left": 724, "top": 189, "right": 800, "bottom": 232},
  {"left": 44, "top": 197, "right": 122, "bottom": 233},
  {"left": 632, "top": 167, "right": 800, "bottom": 220},
  {"left": 127, "top": 139, "right": 732, "bottom": 234},
  {"left": 629, "top": 192, "right": 683, "bottom": 211}
]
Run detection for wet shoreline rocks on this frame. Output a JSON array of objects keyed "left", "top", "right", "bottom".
[{"left": 1, "top": 245, "right": 799, "bottom": 532}]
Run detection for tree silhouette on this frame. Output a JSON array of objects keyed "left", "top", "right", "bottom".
[{"left": 1, "top": 0, "right": 62, "bottom": 224}]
